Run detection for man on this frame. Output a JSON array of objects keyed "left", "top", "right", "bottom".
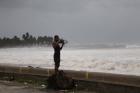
[{"left": 52, "top": 35, "right": 64, "bottom": 74}]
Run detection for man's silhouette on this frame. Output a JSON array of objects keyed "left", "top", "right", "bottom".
[{"left": 52, "top": 35, "right": 64, "bottom": 74}]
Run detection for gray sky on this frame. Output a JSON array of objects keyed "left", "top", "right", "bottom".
[{"left": 0, "top": 0, "right": 140, "bottom": 44}]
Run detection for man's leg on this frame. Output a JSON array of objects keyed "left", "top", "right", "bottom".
[{"left": 55, "top": 62, "right": 60, "bottom": 74}]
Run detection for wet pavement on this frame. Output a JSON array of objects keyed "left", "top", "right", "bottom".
[
  {"left": 0, "top": 80, "right": 46, "bottom": 93},
  {"left": 0, "top": 80, "right": 95, "bottom": 93}
]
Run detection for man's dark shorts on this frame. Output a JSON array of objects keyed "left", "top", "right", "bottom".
[{"left": 54, "top": 54, "right": 60, "bottom": 68}]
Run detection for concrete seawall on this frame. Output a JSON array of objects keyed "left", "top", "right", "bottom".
[{"left": 0, "top": 65, "right": 140, "bottom": 93}]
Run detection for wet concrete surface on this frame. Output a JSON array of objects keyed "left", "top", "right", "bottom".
[
  {"left": 0, "top": 80, "right": 95, "bottom": 93},
  {"left": 0, "top": 80, "right": 46, "bottom": 93}
]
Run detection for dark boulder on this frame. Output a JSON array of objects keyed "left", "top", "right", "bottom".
[{"left": 47, "top": 70, "right": 75, "bottom": 90}]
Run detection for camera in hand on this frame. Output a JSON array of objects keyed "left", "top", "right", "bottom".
[{"left": 59, "top": 39, "right": 65, "bottom": 44}]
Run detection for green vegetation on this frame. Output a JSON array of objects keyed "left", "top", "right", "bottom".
[{"left": 0, "top": 32, "right": 68, "bottom": 48}]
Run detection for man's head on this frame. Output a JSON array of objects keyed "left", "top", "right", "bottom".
[{"left": 54, "top": 35, "right": 60, "bottom": 42}]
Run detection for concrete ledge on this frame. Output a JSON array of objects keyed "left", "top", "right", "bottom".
[{"left": 0, "top": 65, "right": 140, "bottom": 93}]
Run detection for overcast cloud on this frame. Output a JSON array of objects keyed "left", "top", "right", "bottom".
[{"left": 0, "top": 0, "right": 140, "bottom": 44}]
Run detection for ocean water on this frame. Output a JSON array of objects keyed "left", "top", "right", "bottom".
[{"left": 0, "top": 46, "right": 140, "bottom": 76}]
